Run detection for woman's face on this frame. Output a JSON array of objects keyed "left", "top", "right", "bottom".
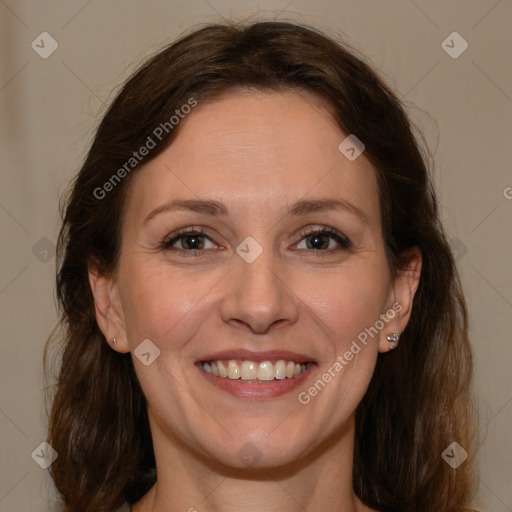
[{"left": 92, "top": 90, "right": 418, "bottom": 469}]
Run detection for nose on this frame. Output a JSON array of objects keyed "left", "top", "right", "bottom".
[{"left": 220, "top": 246, "right": 300, "bottom": 335}]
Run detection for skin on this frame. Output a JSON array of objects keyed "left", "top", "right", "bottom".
[{"left": 89, "top": 90, "right": 421, "bottom": 512}]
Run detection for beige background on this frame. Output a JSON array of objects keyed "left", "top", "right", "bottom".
[{"left": 1, "top": 1, "right": 511, "bottom": 510}]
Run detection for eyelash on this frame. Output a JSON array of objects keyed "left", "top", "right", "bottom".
[{"left": 159, "top": 226, "right": 351, "bottom": 256}]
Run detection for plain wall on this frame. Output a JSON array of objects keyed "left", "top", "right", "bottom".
[{"left": 0, "top": 1, "right": 511, "bottom": 510}]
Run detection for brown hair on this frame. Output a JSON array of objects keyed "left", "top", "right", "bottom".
[{"left": 44, "top": 20, "right": 478, "bottom": 512}]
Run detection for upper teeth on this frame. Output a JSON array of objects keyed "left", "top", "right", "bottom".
[{"left": 201, "top": 360, "right": 307, "bottom": 381}]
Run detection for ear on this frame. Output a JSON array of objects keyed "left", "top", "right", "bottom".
[
  {"left": 88, "top": 261, "right": 130, "bottom": 353},
  {"left": 378, "top": 247, "right": 422, "bottom": 353}
]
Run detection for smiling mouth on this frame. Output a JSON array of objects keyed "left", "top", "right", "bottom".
[{"left": 197, "top": 359, "right": 310, "bottom": 382}]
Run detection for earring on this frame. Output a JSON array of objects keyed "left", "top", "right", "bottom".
[
  {"left": 112, "top": 337, "right": 117, "bottom": 345},
  {"left": 386, "top": 333, "right": 400, "bottom": 350}
]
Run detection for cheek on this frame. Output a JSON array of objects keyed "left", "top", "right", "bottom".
[
  {"left": 300, "top": 265, "right": 390, "bottom": 348},
  {"left": 118, "top": 260, "right": 208, "bottom": 347}
]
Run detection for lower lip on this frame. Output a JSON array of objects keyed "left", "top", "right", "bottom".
[{"left": 196, "top": 363, "right": 316, "bottom": 400}]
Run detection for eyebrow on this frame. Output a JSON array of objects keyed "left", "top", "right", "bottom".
[
  {"left": 288, "top": 198, "right": 369, "bottom": 225},
  {"left": 143, "top": 198, "right": 369, "bottom": 225},
  {"left": 144, "top": 199, "right": 229, "bottom": 224}
]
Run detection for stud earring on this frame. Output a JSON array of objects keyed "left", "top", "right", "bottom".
[
  {"left": 112, "top": 337, "right": 117, "bottom": 345},
  {"left": 386, "top": 333, "right": 400, "bottom": 350}
]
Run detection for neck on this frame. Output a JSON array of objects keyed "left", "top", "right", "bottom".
[{"left": 133, "top": 414, "right": 372, "bottom": 512}]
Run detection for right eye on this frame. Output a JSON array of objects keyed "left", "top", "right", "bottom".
[{"left": 160, "top": 228, "right": 218, "bottom": 253}]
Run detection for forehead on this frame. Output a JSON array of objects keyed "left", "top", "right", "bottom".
[{"left": 123, "top": 90, "right": 380, "bottom": 228}]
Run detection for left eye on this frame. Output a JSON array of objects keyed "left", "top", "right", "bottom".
[{"left": 294, "top": 228, "right": 350, "bottom": 251}]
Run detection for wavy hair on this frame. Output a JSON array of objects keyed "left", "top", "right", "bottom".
[{"left": 44, "top": 20, "right": 478, "bottom": 512}]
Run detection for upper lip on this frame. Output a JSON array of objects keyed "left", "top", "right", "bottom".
[{"left": 195, "top": 349, "right": 315, "bottom": 364}]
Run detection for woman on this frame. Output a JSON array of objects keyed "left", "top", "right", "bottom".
[{"left": 44, "top": 20, "right": 478, "bottom": 512}]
